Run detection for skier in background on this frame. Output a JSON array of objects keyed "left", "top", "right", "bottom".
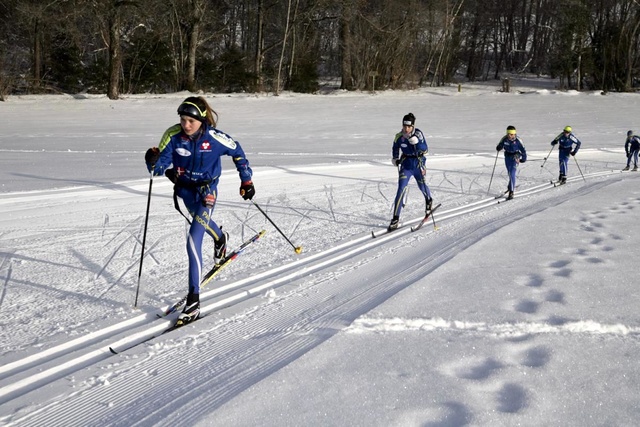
[
  {"left": 388, "top": 112, "right": 433, "bottom": 231},
  {"left": 623, "top": 130, "right": 640, "bottom": 171},
  {"left": 496, "top": 125, "right": 527, "bottom": 200},
  {"left": 144, "top": 96, "right": 255, "bottom": 324},
  {"left": 550, "top": 125, "right": 581, "bottom": 184}
]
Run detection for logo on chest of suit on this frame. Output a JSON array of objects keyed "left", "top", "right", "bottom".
[
  {"left": 200, "top": 141, "right": 211, "bottom": 151},
  {"left": 176, "top": 147, "right": 191, "bottom": 157}
]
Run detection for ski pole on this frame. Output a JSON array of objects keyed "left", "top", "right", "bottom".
[
  {"left": 541, "top": 144, "right": 555, "bottom": 168},
  {"left": 134, "top": 170, "right": 154, "bottom": 308},
  {"left": 251, "top": 200, "right": 302, "bottom": 254},
  {"left": 430, "top": 209, "right": 439, "bottom": 231},
  {"left": 573, "top": 155, "right": 586, "bottom": 182},
  {"left": 487, "top": 150, "right": 499, "bottom": 195}
]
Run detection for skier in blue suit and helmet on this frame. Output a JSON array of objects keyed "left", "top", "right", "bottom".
[
  {"left": 144, "top": 96, "right": 255, "bottom": 324},
  {"left": 623, "top": 130, "right": 640, "bottom": 171},
  {"left": 496, "top": 125, "right": 527, "bottom": 200},
  {"left": 550, "top": 125, "right": 581, "bottom": 184},
  {"left": 388, "top": 113, "right": 433, "bottom": 231}
]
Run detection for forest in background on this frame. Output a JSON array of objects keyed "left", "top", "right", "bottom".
[{"left": 0, "top": 0, "right": 639, "bottom": 100}]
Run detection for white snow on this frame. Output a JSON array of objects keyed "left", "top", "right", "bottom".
[{"left": 0, "top": 81, "right": 639, "bottom": 426}]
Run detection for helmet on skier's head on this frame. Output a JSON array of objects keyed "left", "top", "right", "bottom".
[
  {"left": 506, "top": 125, "right": 516, "bottom": 135},
  {"left": 628, "top": 130, "right": 633, "bottom": 137},
  {"left": 563, "top": 126, "right": 572, "bottom": 133},
  {"left": 177, "top": 97, "right": 208, "bottom": 122},
  {"left": 402, "top": 113, "right": 415, "bottom": 127}
]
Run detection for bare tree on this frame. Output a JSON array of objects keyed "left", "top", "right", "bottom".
[
  {"left": 15, "top": 0, "right": 66, "bottom": 89},
  {"left": 90, "top": 0, "right": 139, "bottom": 99},
  {"left": 275, "top": 0, "right": 294, "bottom": 94},
  {"left": 2, "top": 0, "right": 640, "bottom": 95},
  {"left": 185, "top": 0, "right": 207, "bottom": 91},
  {"left": 338, "top": 0, "right": 355, "bottom": 90}
]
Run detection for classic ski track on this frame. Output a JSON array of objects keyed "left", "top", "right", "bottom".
[
  {"left": 0, "top": 170, "right": 622, "bottom": 415},
  {"left": 11, "top": 175, "right": 625, "bottom": 426}
]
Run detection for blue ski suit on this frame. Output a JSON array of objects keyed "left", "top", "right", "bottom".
[
  {"left": 625, "top": 135, "right": 640, "bottom": 168},
  {"left": 146, "top": 123, "right": 252, "bottom": 295},
  {"left": 551, "top": 132, "right": 581, "bottom": 178},
  {"left": 496, "top": 134, "right": 527, "bottom": 192},
  {"left": 391, "top": 128, "right": 431, "bottom": 218}
]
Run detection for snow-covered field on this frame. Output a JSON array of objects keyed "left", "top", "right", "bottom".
[{"left": 1, "top": 80, "right": 639, "bottom": 426}]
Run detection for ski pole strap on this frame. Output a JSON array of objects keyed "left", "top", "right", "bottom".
[{"left": 172, "top": 189, "right": 192, "bottom": 224}]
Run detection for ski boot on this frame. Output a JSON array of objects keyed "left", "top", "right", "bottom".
[
  {"left": 633, "top": 166, "right": 638, "bottom": 171},
  {"left": 177, "top": 293, "right": 200, "bottom": 325},
  {"left": 214, "top": 230, "right": 229, "bottom": 263},
  {"left": 559, "top": 174, "right": 567, "bottom": 185},
  {"left": 425, "top": 197, "right": 433, "bottom": 215},
  {"left": 623, "top": 165, "right": 630, "bottom": 171},
  {"left": 506, "top": 190, "right": 514, "bottom": 200},
  {"left": 388, "top": 216, "right": 400, "bottom": 232}
]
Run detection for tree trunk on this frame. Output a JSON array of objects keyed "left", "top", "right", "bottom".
[
  {"left": 186, "top": 20, "right": 200, "bottom": 92},
  {"left": 275, "top": 0, "right": 293, "bottom": 95},
  {"left": 254, "top": 0, "right": 265, "bottom": 91},
  {"left": 339, "top": 1, "right": 354, "bottom": 90},
  {"left": 625, "top": 14, "right": 640, "bottom": 91},
  {"left": 107, "top": 10, "right": 121, "bottom": 100},
  {"left": 33, "top": 17, "right": 42, "bottom": 88},
  {"left": 185, "top": 0, "right": 207, "bottom": 92}
]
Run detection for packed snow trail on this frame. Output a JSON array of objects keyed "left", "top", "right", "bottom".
[{"left": 0, "top": 170, "right": 627, "bottom": 426}]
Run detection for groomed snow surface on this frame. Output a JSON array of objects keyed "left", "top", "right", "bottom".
[{"left": 1, "top": 80, "right": 639, "bottom": 426}]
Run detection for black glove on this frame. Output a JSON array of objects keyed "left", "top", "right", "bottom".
[
  {"left": 394, "top": 158, "right": 402, "bottom": 166},
  {"left": 626, "top": 152, "right": 630, "bottom": 158},
  {"left": 165, "top": 168, "right": 177, "bottom": 183},
  {"left": 570, "top": 151, "right": 576, "bottom": 156},
  {"left": 145, "top": 147, "right": 160, "bottom": 164},
  {"left": 240, "top": 181, "right": 255, "bottom": 200}
]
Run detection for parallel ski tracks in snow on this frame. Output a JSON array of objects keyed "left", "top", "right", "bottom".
[{"left": 0, "top": 170, "right": 622, "bottom": 415}]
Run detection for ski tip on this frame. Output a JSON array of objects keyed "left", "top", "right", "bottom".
[
  {"left": 109, "top": 347, "right": 118, "bottom": 355},
  {"left": 162, "top": 307, "right": 176, "bottom": 316}
]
